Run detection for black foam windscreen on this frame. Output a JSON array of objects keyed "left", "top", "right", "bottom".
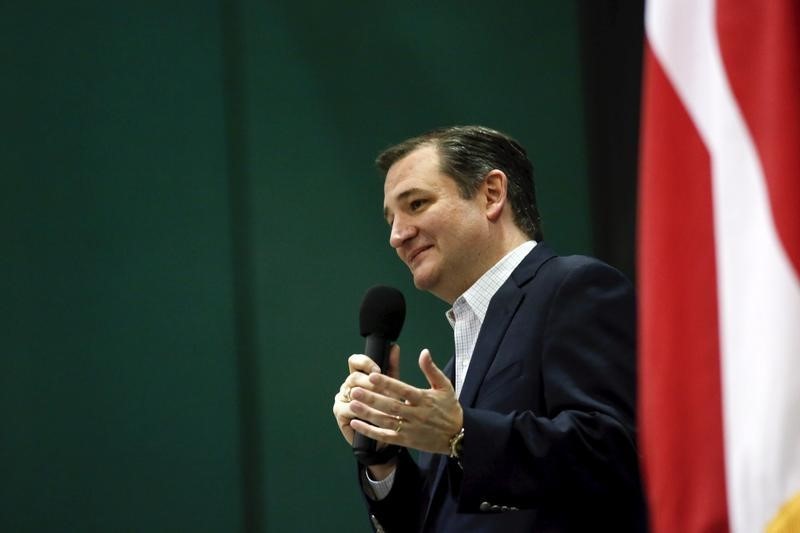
[{"left": 359, "top": 285, "right": 406, "bottom": 340}]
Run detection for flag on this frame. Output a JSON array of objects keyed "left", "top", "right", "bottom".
[{"left": 639, "top": 1, "right": 800, "bottom": 532}]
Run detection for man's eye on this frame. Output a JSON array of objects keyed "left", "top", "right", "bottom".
[{"left": 410, "top": 199, "right": 426, "bottom": 211}]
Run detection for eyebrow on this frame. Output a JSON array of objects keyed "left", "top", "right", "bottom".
[{"left": 383, "top": 187, "right": 425, "bottom": 221}]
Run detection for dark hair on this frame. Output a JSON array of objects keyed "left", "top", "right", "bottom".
[{"left": 376, "top": 125, "right": 543, "bottom": 241}]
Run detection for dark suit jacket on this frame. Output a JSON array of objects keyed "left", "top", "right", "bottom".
[{"left": 360, "top": 244, "right": 647, "bottom": 532}]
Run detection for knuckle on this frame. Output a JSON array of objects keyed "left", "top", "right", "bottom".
[
  {"left": 347, "top": 353, "right": 365, "bottom": 369},
  {"left": 354, "top": 375, "right": 374, "bottom": 390}
]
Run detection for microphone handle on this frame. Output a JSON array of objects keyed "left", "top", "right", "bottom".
[{"left": 353, "top": 334, "right": 391, "bottom": 462}]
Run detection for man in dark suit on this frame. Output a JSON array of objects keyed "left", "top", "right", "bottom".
[{"left": 332, "top": 126, "right": 646, "bottom": 532}]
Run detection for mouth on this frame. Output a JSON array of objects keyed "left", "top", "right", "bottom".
[{"left": 407, "top": 245, "right": 433, "bottom": 267}]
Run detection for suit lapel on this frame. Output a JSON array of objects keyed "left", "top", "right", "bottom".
[
  {"left": 421, "top": 244, "right": 557, "bottom": 529},
  {"left": 457, "top": 244, "right": 557, "bottom": 408},
  {"left": 421, "top": 356, "right": 455, "bottom": 527},
  {"left": 457, "top": 284, "right": 524, "bottom": 408}
]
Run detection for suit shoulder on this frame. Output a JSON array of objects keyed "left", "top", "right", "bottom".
[
  {"left": 545, "top": 254, "right": 630, "bottom": 282},
  {"left": 513, "top": 244, "right": 631, "bottom": 291}
]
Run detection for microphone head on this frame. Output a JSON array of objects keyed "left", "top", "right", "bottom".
[{"left": 359, "top": 285, "right": 406, "bottom": 340}]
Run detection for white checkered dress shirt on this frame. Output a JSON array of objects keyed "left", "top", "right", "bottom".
[{"left": 446, "top": 240, "right": 536, "bottom": 397}]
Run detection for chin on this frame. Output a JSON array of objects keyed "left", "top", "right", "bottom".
[{"left": 411, "top": 269, "right": 439, "bottom": 293}]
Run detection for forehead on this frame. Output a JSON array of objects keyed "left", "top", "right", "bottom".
[{"left": 383, "top": 145, "right": 443, "bottom": 201}]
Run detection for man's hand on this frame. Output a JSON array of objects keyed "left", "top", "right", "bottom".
[
  {"left": 332, "top": 344, "right": 401, "bottom": 447},
  {"left": 348, "top": 348, "right": 463, "bottom": 455}
]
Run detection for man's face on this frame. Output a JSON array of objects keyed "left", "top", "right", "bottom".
[{"left": 383, "top": 145, "right": 489, "bottom": 303}]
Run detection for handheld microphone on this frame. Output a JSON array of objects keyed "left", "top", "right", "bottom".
[{"left": 353, "top": 285, "right": 406, "bottom": 465}]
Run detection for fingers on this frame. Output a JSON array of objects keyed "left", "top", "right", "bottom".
[
  {"left": 334, "top": 349, "right": 402, "bottom": 447},
  {"left": 348, "top": 353, "right": 381, "bottom": 374},
  {"left": 351, "top": 386, "right": 407, "bottom": 417},
  {"left": 333, "top": 356, "right": 380, "bottom": 447},
  {"left": 368, "top": 372, "right": 424, "bottom": 405},
  {"left": 332, "top": 392, "right": 356, "bottom": 445},
  {"left": 341, "top": 370, "right": 375, "bottom": 398},
  {"left": 350, "top": 418, "right": 402, "bottom": 444},
  {"left": 333, "top": 382, "right": 390, "bottom": 446},
  {"left": 349, "top": 396, "right": 404, "bottom": 430},
  {"left": 419, "top": 349, "right": 453, "bottom": 391},
  {"left": 342, "top": 351, "right": 388, "bottom": 398}
]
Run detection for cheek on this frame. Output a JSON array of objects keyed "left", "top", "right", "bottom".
[{"left": 426, "top": 210, "right": 455, "bottom": 237}]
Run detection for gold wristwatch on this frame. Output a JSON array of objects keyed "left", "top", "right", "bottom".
[{"left": 449, "top": 427, "right": 465, "bottom": 463}]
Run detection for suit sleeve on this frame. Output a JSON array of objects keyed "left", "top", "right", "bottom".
[
  {"left": 455, "top": 260, "right": 642, "bottom": 512},
  {"left": 357, "top": 448, "right": 428, "bottom": 532}
]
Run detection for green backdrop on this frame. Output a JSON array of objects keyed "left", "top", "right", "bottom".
[{"left": 2, "top": 2, "right": 590, "bottom": 531}]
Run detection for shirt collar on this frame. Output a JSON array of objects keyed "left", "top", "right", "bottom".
[{"left": 446, "top": 240, "right": 536, "bottom": 328}]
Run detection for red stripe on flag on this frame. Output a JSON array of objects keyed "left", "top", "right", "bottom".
[
  {"left": 638, "top": 44, "right": 729, "bottom": 533},
  {"left": 716, "top": 0, "right": 800, "bottom": 276}
]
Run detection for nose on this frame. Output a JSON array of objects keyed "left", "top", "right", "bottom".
[{"left": 389, "top": 215, "right": 417, "bottom": 249}]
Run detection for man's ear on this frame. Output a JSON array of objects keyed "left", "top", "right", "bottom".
[{"left": 483, "top": 169, "right": 508, "bottom": 221}]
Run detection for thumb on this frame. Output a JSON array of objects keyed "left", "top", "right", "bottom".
[{"left": 418, "top": 349, "right": 452, "bottom": 391}]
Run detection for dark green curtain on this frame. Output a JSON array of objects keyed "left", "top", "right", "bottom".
[{"left": 1, "top": 2, "right": 596, "bottom": 531}]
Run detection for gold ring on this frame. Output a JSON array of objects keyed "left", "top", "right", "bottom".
[
  {"left": 394, "top": 416, "right": 404, "bottom": 433},
  {"left": 341, "top": 386, "right": 352, "bottom": 403}
]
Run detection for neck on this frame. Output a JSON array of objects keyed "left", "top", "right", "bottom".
[
  {"left": 492, "top": 224, "right": 531, "bottom": 261},
  {"left": 435, "top": 226, "right": 531, "bottom": 304}
]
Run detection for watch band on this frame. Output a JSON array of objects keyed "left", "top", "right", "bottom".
[{"left": 448, "top": 427, "right": 465, "bottom": 460}]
